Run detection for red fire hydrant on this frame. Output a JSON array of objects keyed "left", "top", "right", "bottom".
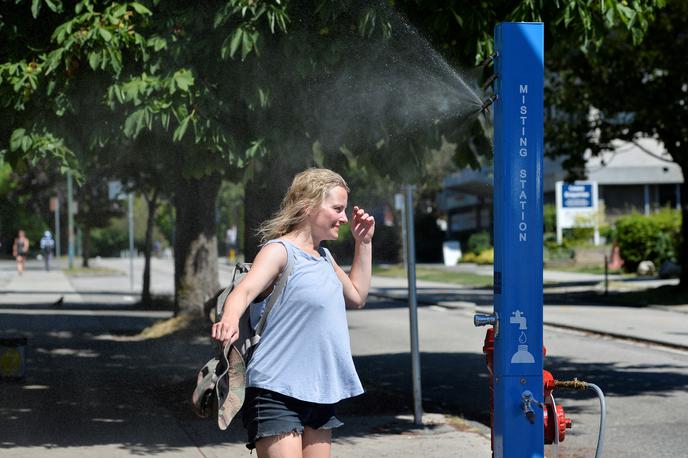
[{"left": 482, "top": 330, "right": 572, "bottom": 449}]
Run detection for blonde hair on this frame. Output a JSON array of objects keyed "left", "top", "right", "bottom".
[{"left": 257, "top": 168, "right": 349, "bottom": 243}]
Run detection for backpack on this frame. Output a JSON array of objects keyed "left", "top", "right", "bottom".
[{"left": 40, "top": 237, "right": 55, "bottom": 253}]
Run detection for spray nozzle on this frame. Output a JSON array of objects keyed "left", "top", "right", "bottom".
[
  {"left": 480, "top": 52, "right": 498, "bottom": 68},
  {"left": 480, "top": 94, "right": 498, "bottom": 113}
]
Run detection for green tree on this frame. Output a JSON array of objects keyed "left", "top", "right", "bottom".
[
  {"left": 0, "top": 0, "right": 664, "bottom": 315},
  {"left": 73, "top": 158, "right": 125, "bottom": 267},
  {"left": 546, "top": 1, "right": 688, "bottom": 286}
]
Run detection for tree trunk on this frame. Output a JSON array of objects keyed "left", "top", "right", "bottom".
[
  {"left": 81, "top": 226, "right": 91, "bottom": 268},
  {"left": 174, "top": 174, "right": 222, "bottom": 316},
  {"left": 141, "top": 190, "right": 159, "bottom": 305}
]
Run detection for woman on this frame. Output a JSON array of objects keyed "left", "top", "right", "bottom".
[
  {"left": 211, "top": 168, "right": 375, "bottom": 457},
  {"left": 12, "top": 230, "right": 30, "bottom": 275}
]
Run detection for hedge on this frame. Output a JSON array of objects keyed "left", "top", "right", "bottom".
[{"left": 615, "top": 209, "right": 681, "bottom": 272}]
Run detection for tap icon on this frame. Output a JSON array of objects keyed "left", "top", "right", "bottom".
[{"left": 510, "top": 310, "right": 527, "bottom": 330}]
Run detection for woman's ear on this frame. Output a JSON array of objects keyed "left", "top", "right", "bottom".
[{"left": 301, "top": 204, "right": 313, "bottom": 218}]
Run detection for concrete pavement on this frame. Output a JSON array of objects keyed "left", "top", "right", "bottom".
[{"left": 0, "top": 260, "right": 492, "bottom": 457}]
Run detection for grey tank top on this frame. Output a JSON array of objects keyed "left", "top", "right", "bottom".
[{"left": 246, "top": 240, "right": 364, "bottom": 403}]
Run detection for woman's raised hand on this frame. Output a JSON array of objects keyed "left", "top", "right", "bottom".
[{"left": 351, "top": 206, "right": 375, "bottom": 244}]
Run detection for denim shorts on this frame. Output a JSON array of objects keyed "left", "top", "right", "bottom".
[{"left": 242, "top": 387, "right": 344, "bottom": 450}]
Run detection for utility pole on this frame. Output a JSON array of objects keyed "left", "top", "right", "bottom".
[
  {"left": 67, "top": 170, "right": 75, "bottom": 269},
  {"left": 128, "top": 192, "right": 135, "bottom": 291},
  {"left": 55, "top": 191, "right": 61, "bottom": 263},
  {"left": 403, "top": 184, "right": 423, "bottom": 425}
]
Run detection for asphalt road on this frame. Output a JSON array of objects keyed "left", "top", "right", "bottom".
[{"left": 346, "top": 300, "right": 688, "bottom": 458}]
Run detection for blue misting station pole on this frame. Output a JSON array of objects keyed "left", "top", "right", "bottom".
[{"left": 489, "top": 22, "right": 545, "bottom": 458}]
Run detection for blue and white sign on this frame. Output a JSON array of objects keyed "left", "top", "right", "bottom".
[
  {"left": 562, "top": 183, "right": 594, "bottom": 208},
  {"left": 556, "top": 181, "right": 599, "bottom": 244}
]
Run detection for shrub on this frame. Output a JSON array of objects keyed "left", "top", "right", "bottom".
[
  {"left": 543, "top": 204, "right": 556, "bottom": 234},
  {"left": 462, "top": 248, "right": 494, "bottom": 265},
  {"left": 614, "top": 209, "right": 681, "bottom": 272},
  {"left": 567, "top": 226, "right": 595, "bottom": 246},
  {"left": 91, "top": 226, "right": 128, "bottom": 257},
  {"left": 467, "top": 231, "right": 491, "bottom": 256}
]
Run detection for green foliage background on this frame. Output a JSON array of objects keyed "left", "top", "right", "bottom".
[{"left": 615, "top": 209, "right": 681, "bottom": 272}]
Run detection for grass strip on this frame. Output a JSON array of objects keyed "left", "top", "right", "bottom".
[{"left": 373, "top": 264, "right": 493, "bottom": 287}]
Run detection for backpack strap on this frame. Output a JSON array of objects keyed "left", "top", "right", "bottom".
[
  {"left": 253, "top": 241, "right": 293, "bottom": 336},
  {"left": 215, "top": 263, "right": 251, "bottom": 324}
]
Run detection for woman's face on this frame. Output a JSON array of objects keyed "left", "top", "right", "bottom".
[{"left": 310, "top": 186, "right": 348, "bottom": 241}]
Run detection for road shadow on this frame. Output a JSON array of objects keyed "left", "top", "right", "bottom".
[{"left": 2, "top": 309, "right": 688, "bottom": 452}]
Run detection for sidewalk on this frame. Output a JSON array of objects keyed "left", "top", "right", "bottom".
[
  {"left": 0, "top": 261, "right": 492, "bottom": 457},
  {"left": 0, "top": 265, "right": 81, "bottom": 306}
]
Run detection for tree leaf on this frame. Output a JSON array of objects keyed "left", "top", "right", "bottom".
[
  {"left": 173, "top": 114, "right": 192, "bottom": 142},
  {"left": 174, "top": 69, "right": 194, "bottom": 92},
  {"left": 45, "top": 0, "right": 61, "bottom": 13},
  {"left": 229, "top": 29, "right": 243, "bottom": 59},
  {"left": 88, "top": 51, "right": 101, "bottom": 70},
  {"left": 31, "top": 0, "right": 41, "bottom": 18},
  {"left": 99, "top": 28, "right": 112, "bottom": 42},
  {"left": 10, "top": 129, "right": 26, "bottom": 151},
  {"left": 241, "top": 30, "right": 253, "bottom": 60},
  {"left": 130, "top": 2, "right": 152, "bottom": 16},
  {"left": 124, "top": 109, "right": 145, "bottom": 137}
]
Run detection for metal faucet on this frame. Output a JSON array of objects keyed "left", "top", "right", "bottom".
[{"left": 521, "top": 390, "right": 544, "bottom": 424}]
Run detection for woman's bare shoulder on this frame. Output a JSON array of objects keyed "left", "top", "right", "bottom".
[{"left": 254, "top": 241, "right": 289, "bottom": 269}]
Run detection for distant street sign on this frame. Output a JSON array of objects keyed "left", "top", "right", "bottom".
[
  {"left": 555, "top": 181, "right": 599, "bottom": 245},
  {"left": 108, "top": 181, "right": 125, "bottom": 200},
  {"left": 561, "top": 183, "right": 593, "bottom": 208},
  {"left": 394, "top": 193, "right": 404, "bottom": 211}
]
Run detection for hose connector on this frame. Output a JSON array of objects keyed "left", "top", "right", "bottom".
[{"left": 554, "top": 378, "right": 589, "bottom": 391}]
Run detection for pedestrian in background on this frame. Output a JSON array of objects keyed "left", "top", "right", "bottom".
[
  {"left": 211, "top": 168, "right": 375, "bottom": 457},
  {"left": 225, "top": 224, "right": 238, "bottom": 263},
  {"left": 40, "top": 231, "right": 55, "bottom": 271},
  {"left": 12, "top": 230, "right": 30, "bottom": 275}
]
